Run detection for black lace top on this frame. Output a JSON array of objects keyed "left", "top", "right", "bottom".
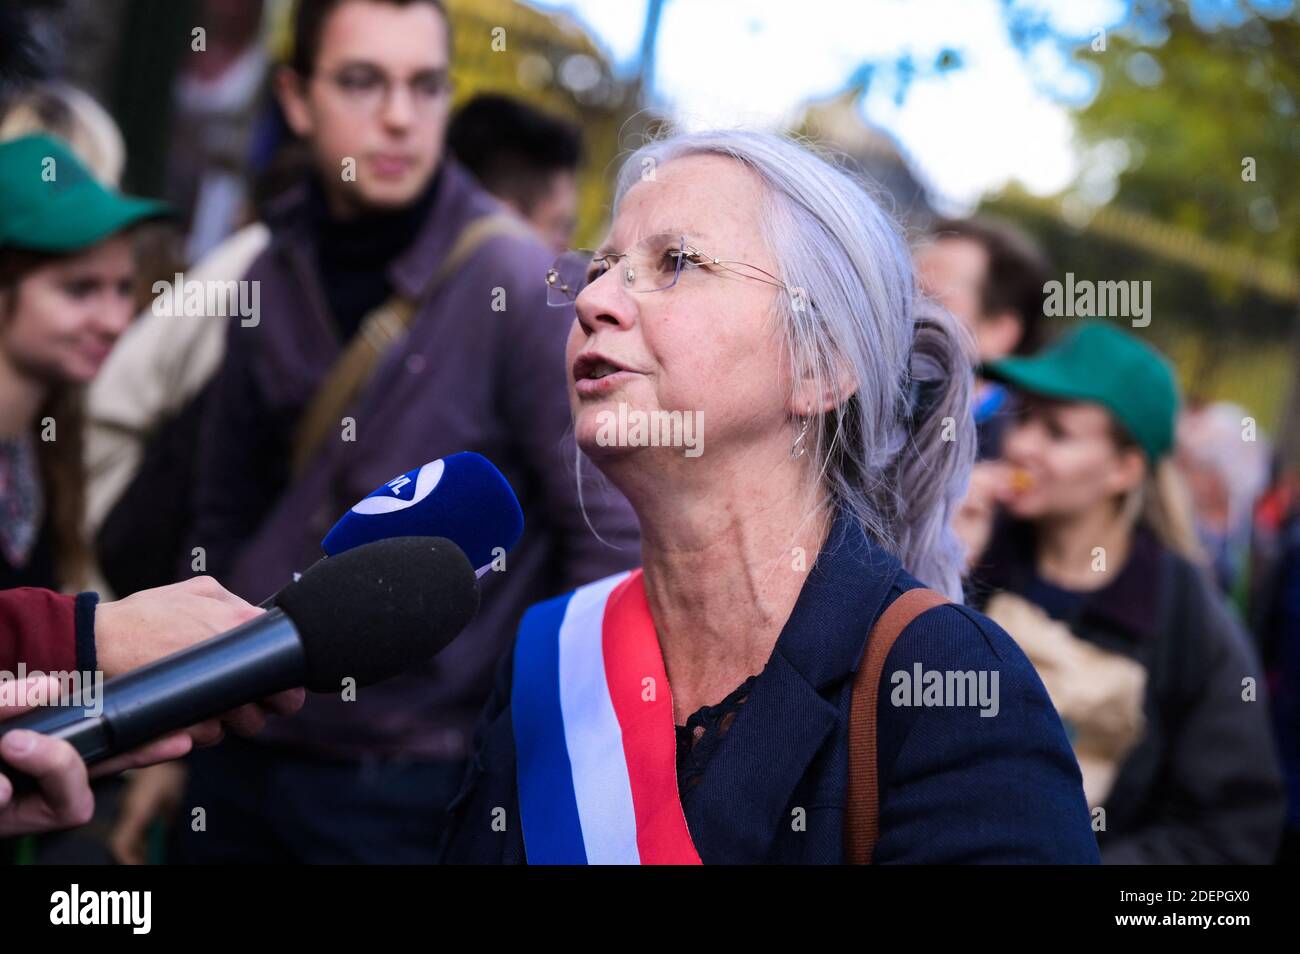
[{"left": 675, "top": 674, "right": 759, "bottom": 806}]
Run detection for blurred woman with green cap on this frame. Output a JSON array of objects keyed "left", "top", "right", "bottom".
[
  {"left": 0, "top": 133, "right": 169, "bottom": 591},
  {"left": 961, "top": 319, "right": 1285, "bottom": 863}
]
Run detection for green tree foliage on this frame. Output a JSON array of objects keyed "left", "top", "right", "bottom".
[{"left": 1073, "top": 1, "right": 1298, "bottom": 270}]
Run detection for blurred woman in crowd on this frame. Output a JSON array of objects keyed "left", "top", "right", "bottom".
[
  {"left": 962, "top": 321, "right": 1285, "bottom": 863},
  {"left": 439, "top": 130, "right": 1098, "bottom": 864},
  {"left": 0, "top": 134, "right": 168, "bottom": 591}
]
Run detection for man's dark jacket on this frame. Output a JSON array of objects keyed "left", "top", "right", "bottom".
[{"left": 189, "top": 159, "right": 640, "bottom": 760}]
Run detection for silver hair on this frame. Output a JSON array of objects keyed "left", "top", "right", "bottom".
[
  {"left": 1177, "top": 400, "right": 1271, "bottom": 532},
  {"left": 611, "top": 129, "right": 976, "bottom": 600}
]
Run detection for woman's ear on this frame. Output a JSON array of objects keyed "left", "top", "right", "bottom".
[{"left": 788, "top": 352, "right": 857, "bottom": 417}]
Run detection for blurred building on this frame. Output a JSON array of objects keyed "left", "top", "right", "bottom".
[{"left": 794, "top": 85, "right": 935, "bottom": 230}]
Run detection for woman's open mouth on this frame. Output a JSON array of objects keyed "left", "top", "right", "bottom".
[{"left": 573, "top": 353, "right": 640, "bottom": 396}]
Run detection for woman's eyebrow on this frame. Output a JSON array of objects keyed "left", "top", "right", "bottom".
[{"left": 596, "top": 228, "right": 703, "bottom": 257}]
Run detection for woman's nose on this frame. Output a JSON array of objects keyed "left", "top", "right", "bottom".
[{"left": 574, "top": 273, "right": 635, "bottom": 336}]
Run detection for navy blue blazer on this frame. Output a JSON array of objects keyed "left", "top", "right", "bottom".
[{"left": 438, "top": 513, "right": 1101, "bottom": 863}]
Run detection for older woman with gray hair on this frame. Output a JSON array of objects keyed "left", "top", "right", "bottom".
[
  {"left": 1175, "top": 400, "right": 1271, "bottom": 596},
  {"left": 439, "top": 130, "right": 1098, "bottom": 864}
]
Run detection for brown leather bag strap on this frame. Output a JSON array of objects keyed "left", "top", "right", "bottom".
[
  {"left": 290, "top": 295, "right": 415, "bottom": 479},
  {"left": 289, "top": 212, "right": 531, "bottom": 478},
  {"left": 845, "top": 586, "right": 951, "bottom": 864}
]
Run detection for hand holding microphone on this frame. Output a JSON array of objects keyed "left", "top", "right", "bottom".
[
  {"left": 0, "top": 536, "right": 479, "bottom": 798},
  {"left": 107, "top": 449, "right": 524, "bottom": 857},
  {"left": 2, "top": 451, "right": 518, "bottom": 836},
  {"left": 97, "top": 576, "right": 305, "bottom": 738},
  {"left": 0, "top": 577, "right": 303, "bottom": 836},
  {"left": 0, "top": 677, "right": 196, "bottom": 837}
]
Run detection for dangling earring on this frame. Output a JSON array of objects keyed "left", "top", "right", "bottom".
[{"left": 791, "top": 414, "right": 812, "bottom": 459}]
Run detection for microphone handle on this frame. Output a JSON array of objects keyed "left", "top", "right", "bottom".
[{"left": 0, "top": 609, "right": 305, "bottom": 796}]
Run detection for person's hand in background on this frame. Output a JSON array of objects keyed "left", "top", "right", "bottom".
[
  {"left": 0, "top": 676, "right": 196, "bottom": 836},
  {"left": 110, "top": 762, "right": 188, "bottom": 865},
  {"left": 95, "top": 576, "right": 305, "bottom": 737}
]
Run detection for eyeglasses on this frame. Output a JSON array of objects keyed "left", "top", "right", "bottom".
[
  {"left": 316, "top": 63, "right": 451, "bottom": 116},
  {"left": 545, "top": 233, "right": 793, "bottom": 307}
]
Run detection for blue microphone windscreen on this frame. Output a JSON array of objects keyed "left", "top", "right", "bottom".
[{"left": 321, "top": 452, "right": 524, "bottom": 572}]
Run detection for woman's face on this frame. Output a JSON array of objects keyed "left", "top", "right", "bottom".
[
  {"left": 0, "top": 235, "right": 135, "bottom": 385},
  {"left": 1000, "top": 397, "right": 1145, "bottom": 521},
  {"left": 565, "top": 154, "right": 795, "bottom": 467}
]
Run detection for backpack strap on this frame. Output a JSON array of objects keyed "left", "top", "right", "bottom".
[{"left": 845, "top": 586, "right": 951, "bottom": 864}]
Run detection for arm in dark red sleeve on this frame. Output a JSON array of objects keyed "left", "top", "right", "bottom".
[{"left": 0, "top": 588, "right": 98, "bottom": 674}]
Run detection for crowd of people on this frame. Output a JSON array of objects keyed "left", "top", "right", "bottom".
[{"left": 0, "top": 0, "right": 1295, "bottom": 865}]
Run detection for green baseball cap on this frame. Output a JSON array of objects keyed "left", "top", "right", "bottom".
[
  {"left": 0, "top": 133, "right": 171, "bottom": 253},
  {"left": 984, "top": 321, "right": 1179, "bottom": 461}
]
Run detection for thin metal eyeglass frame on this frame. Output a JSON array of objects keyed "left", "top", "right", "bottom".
[{"left": 545, "top": 235, "right": 793, "bottom": 306}]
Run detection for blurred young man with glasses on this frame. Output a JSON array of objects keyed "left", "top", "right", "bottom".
[{"left": 158, "top": 0, "right": 639, "bottom": 864}]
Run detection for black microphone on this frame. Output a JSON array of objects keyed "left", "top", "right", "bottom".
[{"left": 0, "top": 536, "right": 479, "bottom": 792}]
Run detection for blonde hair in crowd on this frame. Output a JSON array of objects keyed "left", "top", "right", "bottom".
[
  {"left": 1118, "top": 445, "right": 1206, "bottom": 566},
  {"left": 0, "top": 82, "right": 126, "bottom": 185}
]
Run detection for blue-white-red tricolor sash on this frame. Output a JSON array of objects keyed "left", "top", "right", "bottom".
[{"left": 512, "top": 569, "right": 702, "bottom": 864}]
